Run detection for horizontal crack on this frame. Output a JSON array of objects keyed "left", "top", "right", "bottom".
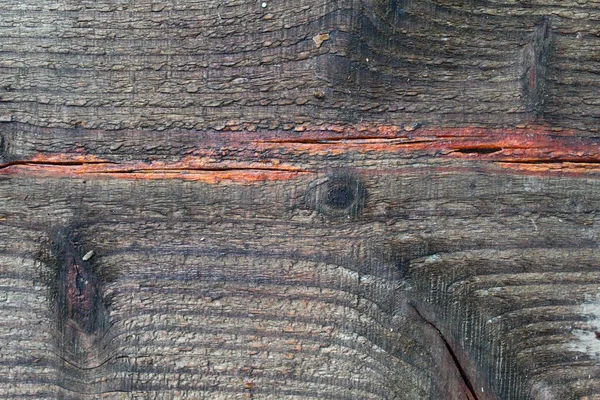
[
  {"left": 92, "top": 167, "right": 313, "bottom": 174},
  {"left": 454, "top": 147, "right": 503, "bottom": 155},
  {"left": 498, "top": 159, "right": 600, "bottom": 165},
  {"left": 258, "top": 137, "right": 436, "bottom": 145},
  {"left": 0, "top": 160, "right": 311, "bottom": 173},
  {"left": 0, "top": 160, "right": 116, "bottom": 170}
]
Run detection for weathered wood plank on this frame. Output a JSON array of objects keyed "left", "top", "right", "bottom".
[
  {"left": 1, "top": 0, "right": 600, "bottom": 398},
  {"left": 1, "top": 129, "right": 600, "bottom": 398},
  {"left": 0, "top": 0, "right": 598, "bottom": 132}
]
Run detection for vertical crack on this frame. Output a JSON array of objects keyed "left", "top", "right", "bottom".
[{"left": 411, "top": 304, "right": 480, "bottom": 400}]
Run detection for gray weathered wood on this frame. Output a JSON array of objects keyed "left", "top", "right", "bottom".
[
  {"left": 1, "top": 0, "right": 600, "bottom": 399},
  {"left": 0, "top": 0, "right": 598, "bottom": 132}
]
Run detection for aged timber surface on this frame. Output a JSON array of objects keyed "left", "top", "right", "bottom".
[
  {"left": 2, "top": 126, "right": 600, "bottom": 399},
  {"left": 0, "top": 0, "right": 598, "bottom": 132},
  {"left": 1, "top": 0, "right": 600, "bottom": 399}
]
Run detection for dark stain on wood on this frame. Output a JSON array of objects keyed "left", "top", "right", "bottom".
[
  {"left": 38, "top": 228, "right": 113, "bottom": 349},
  {"left": 0, "top": 134, "right": 5, "bottom": 163},
  {"left": 521, "top": 17, "right": 552, "bottom": 117},
  {"left": 34, "top": 227, "right": 126, "bottom": 394}
]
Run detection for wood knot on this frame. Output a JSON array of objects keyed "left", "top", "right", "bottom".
[
  {"left": 38, "top": 229, "right": 110, "bottom": 336},
  {"left": 308, "top": 174, "right": 367, "bottom": 218},
  {"left": 36, "top": 227, "right": 120, "bottom": 390}
]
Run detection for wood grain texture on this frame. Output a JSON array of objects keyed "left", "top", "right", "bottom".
[
  {"left": 0, "top": 0, "right": 598, "bottom": 132},
  {"left": 1, "top": 0, "right": 600, "bottom": 399},
  {"left": 1, "top": 129, "right": 600, "bottom": 399}
]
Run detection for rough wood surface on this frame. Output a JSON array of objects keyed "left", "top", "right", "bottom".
[
  {"left": 0, "top": 0, "right": 599, "bottom": 132},
  {"left": 1, "top": 0, "right": 600, "bottom": 399}
]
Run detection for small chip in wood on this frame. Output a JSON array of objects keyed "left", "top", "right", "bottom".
[{"left": 312, "top": 33, "right": 330, "bottom": 48}]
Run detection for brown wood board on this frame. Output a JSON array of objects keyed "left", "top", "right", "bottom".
[{"left": 1, "top": 0, "right": 600, "bottom": 399}]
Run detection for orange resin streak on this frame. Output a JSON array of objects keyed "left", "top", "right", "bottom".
[
  {"left": 0, "top": 157, "right": 312, "bottom": 183},
  {"left": 1, "top": 125, "right": 599, "bottom": 181}
]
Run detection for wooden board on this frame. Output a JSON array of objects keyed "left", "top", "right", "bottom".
[{"left": 1, "top": 0, "right": 600, "bottom": 399}]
